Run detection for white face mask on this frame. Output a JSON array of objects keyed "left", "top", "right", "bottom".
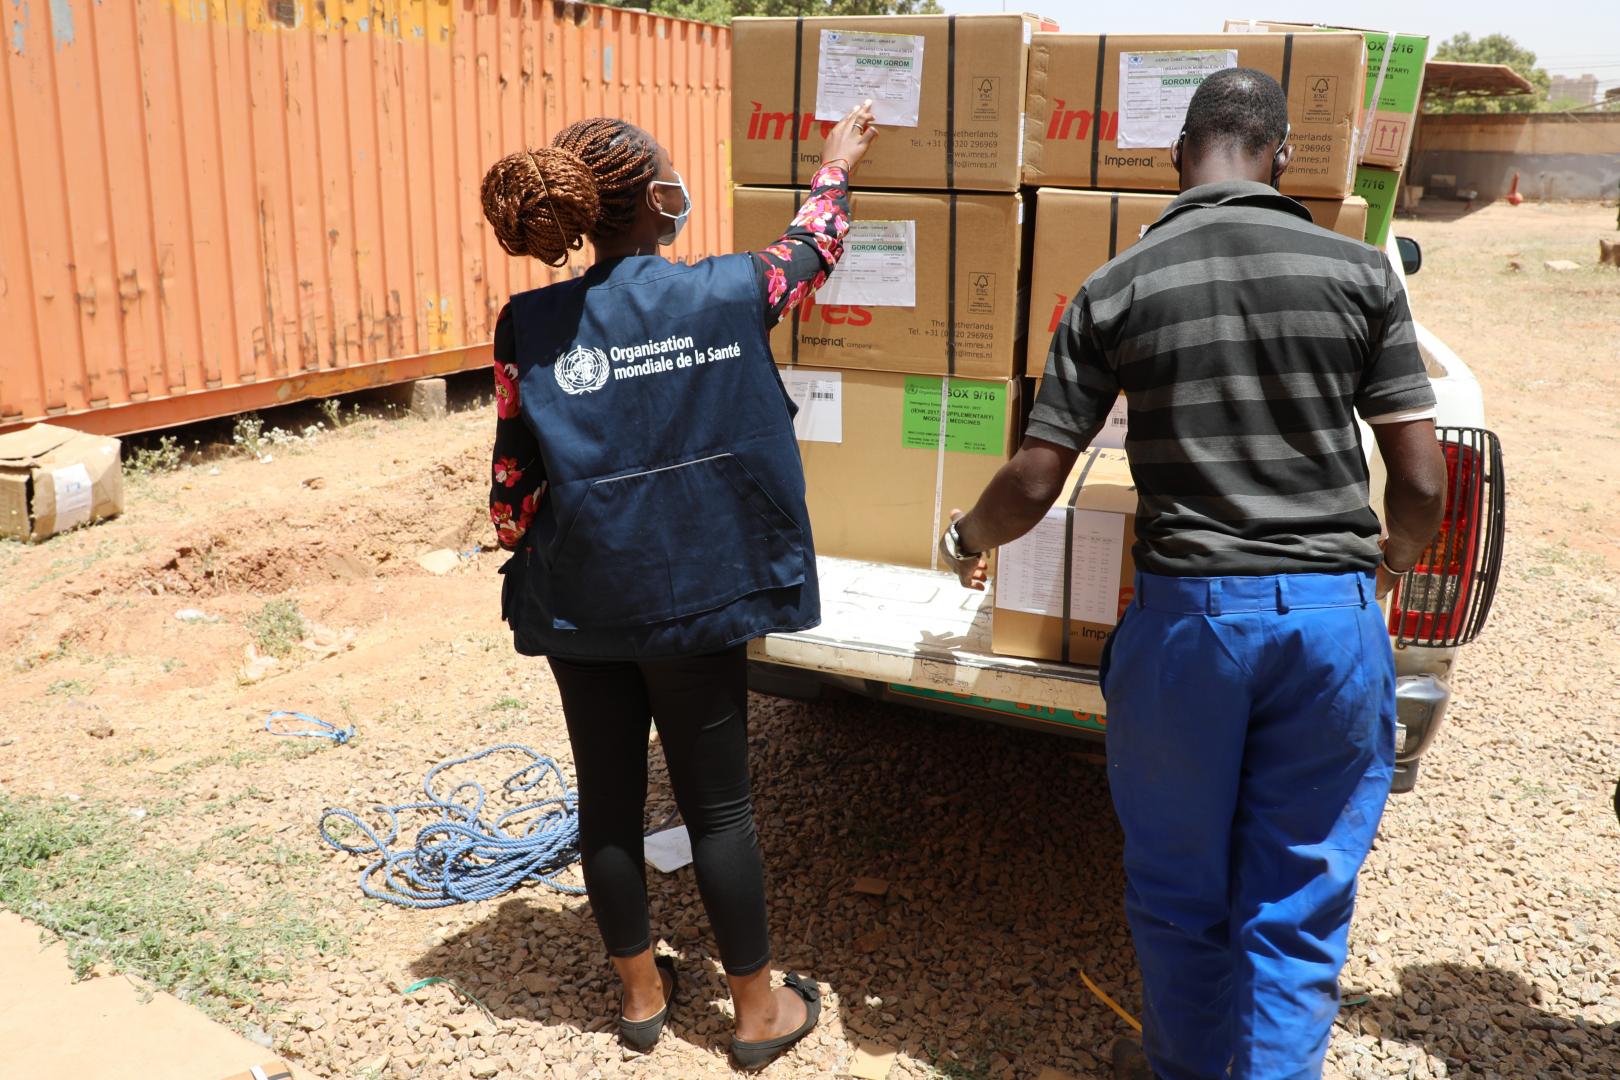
[{"left": 649, "top": 172, "right": 691, "bottom": 246}]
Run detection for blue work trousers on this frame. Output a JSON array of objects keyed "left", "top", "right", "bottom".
[{"left": 1100, "top": 571, "right": 1396, "bottom": 1080}]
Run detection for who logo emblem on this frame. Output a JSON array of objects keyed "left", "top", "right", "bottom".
[{"left": 554, "top": 346, "right": 612, "bottom": 395}]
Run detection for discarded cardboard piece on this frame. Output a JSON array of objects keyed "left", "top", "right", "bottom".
[
  {"left": 732, "top": 14, "right": 1053, "bottom": 192},
  {"left": 1023, "top": 31, "right": 1366, "bottom": 198},
  {"left": 0, "top": 912, "right": 319, "bottom": 1080},
  {"left": 416, "top": 548, "right": 462, "bottom": 575},
  {"left": 1025, "top": 188, "right": 1370, "bottom": 376},
  {"left": 852, "top": 876, "right": 891, "bottom": 897},
  {"left": 735, "top": 188, "right": 1029, "bottom": 379},
  {"left": 787, "top": 369, "right": 1020, "bottom": 569},
  {"left": 644, "top": 825, "right": 695, "bottom": 873},
  {"left": 1544, "top": 260, "right": 1582, "bottom": 272},
  {"left": 849, "top": 1043, "right": 899, "bottom": 1079},
  {"left": 991, "top": 449, "right": 1137, "bottom": 668},
  {"left": 0, "top": 423, "right": 124, "bottom": 542},
  {"left": 216, "top": 1063, "right": 295, "bottom": 1080}
]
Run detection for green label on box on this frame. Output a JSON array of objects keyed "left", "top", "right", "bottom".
[
  {"left": 1310, "top": 27, "right": 1427, "bottom": 113},
  {"left": 1355, "top": 165, "right": 1400, "bottom": 247},
  {"left": 900, "top": 376, "right": 1007, "bottom": 456},
  {"left": 1361, "top": 32, "right": 1427, "bottom": 113}
]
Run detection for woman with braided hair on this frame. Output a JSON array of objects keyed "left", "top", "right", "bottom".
[{"left": 483, "top": 103, "right": 878, "bottom": 1067}]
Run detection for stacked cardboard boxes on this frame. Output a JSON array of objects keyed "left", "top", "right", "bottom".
[
  {"left": 1023, "top": 189, "right": 1369, "bottom": 377},
  {"left": 994, "top": 30, "right": 1378, "bottom": 665},
  {"left": 732, "top": 14, "right": 1048, "bottom": 568},
  {"left": 1021, "top": 31, "right": 1367, "bottom": 198},
  {"left": 1224, "top": 19, "right": 1429, "bottom": 246}
]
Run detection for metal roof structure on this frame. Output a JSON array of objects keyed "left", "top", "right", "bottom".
[{"left": 1423, "top": 61, "right": 1536, "bottom": 101}]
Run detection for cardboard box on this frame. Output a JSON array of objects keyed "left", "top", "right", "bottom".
[
  {"left": 1355, "top": 164, "right": 1401, "bottom": 247},
  {"left": 736, "top": 187, "right": 1028, "bottom": 379},
  {"left": 991, "top": 448, "right": 1136, "bottom": 667},
  {"left": 732, "top": 14, "right": 1052, "bottom": 192},
  {"left": 1024, "top": 189, "right": 1369, "bottom": 376},
  {"left": 217, "top": 1063, "right": 295, "bottom": 1080},
  {"left": 1022, "top": 32, "right": 1366, "bottom": 198},
  {"left": 1224, "top": 20, "right": 1427, "bottom": 169},
  {"left": 0, "top": 423, "right": 123, "bottom": 542},
  {"left": 781, "top": 368, "right": 1019, "bottom": 568}
]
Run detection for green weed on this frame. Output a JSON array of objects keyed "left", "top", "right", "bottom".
[
  {"left": 45, "top": 678, "right": 92, "bottom": 697},
  {"left": 490, "top": 696, "right": 526, "bottom": 712},
  {"left": 232, "top": 413, "right": 266, "bottom": 458},
  {"left": 246, "top": 599, "right": 306, "bottom": 658},
  {"left": 318, "top": 398, "right": 364, "bottom": 428},
  {"left": 0, "top": 797, "right": 343, "bottom": 1018},
  {"left": 125, "top": 435, "right": 187, "bottom": 477}
]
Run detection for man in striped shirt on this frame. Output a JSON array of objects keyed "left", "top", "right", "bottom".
[{"left": 939, "top": 70, "right": 1447, "bottom": 1079}]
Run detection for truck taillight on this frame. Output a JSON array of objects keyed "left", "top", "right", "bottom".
[{"left": 1388, "top": 427, "right": 1505, "bottom": 647}]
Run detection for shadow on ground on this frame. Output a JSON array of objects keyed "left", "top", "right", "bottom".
[
  {"left": 1356, "top": 962, "right": 1620, "bottom": 1078},
  {"left": 411, "top": 694, "right": 1135, "bottom": 1076}
]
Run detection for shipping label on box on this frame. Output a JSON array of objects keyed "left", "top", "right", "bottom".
[
  {"left": 992, "top": 448, "right": 1138, "bottom": 667},
  {"left": 733, "top": 14, "right": 1043, "bottom": 192},
  {"left": 0, "top": 423, "right": 124, "bottom": 542},
  {"left": 899, "top": 376, "right": 1009, "bottom": 454},
  {"left": 787, "top": 368, "right": 1019, "bottom": 569},
  {"left": 1024, "top": 188, "right": 1368, "bottom": 377},
  {"left": 1355, "top": 164, "right": 1400, "bottom": 247},
  {"left": 736, "top": 187, "right": 1026, "bottom": 379},
  {"left": 1022, "top": 32, "right": 1366, "bottom": 198},
  {"left": 1223, "top": 21, "right": 1427, "bottom": 169}
]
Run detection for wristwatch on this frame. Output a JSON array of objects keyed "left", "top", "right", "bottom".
[{"left": 943, "top": 520, "right": 981, "bottom": 562}]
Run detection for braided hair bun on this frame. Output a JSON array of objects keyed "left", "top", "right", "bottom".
[
  {"left": 481, "top": 147, "right": 599, "bottom": 266},
  {"left": 481, "top": 119, "right": 659, "bottom": 267}
]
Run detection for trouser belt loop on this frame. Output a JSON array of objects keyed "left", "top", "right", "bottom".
[
  {"left": 1207, "top": 578, "right": 1223, "bottom": 616},
  {"left": 1356, "top": 574, "right": 1369, "bottom": 608},
  {"left": 1276, "top": 576, "right": 1291, "bottom": 614}
]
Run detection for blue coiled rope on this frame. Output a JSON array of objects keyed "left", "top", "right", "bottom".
[
  {"left": 318, "top": 744, "right": 584, "bottom": 908},
  {"left": 265, "top": 710, "right": 355, "bottom": 745}
]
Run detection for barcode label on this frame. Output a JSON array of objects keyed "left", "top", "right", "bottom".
[
  {"left": 780, "top": 369, "right": 843, "bottom": 444},
  {"left": 1092, "top": 394, "right": 1128, "bottom": 449}
]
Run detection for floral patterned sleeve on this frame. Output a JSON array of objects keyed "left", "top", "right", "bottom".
[
  {"left": 752, "top": 164, "right": 852, "bottom": 327},
  {"left": 489, "top": 306, "right": 544, "bottom": 551}
]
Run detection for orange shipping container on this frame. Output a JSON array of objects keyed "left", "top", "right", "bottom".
[{"left": 0, "top": 1, "right": 732, "bottom": 436}]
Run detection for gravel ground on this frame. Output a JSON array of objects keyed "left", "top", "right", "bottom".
[{"left": 1, "top": 202, "right": 1617, "bottom": 1079}]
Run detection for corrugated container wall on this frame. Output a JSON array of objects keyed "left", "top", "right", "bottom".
[{"left": 0, "top": 0, "right": 732, "bottom": 435}]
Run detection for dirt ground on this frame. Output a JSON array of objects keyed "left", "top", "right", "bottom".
[{"left": 2, "top": 201, "right": 1618, "bottom": 1080}]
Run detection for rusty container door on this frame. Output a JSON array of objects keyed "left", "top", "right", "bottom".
[{"left": 0, "top": 1, "right": 732, "bottom": 436}]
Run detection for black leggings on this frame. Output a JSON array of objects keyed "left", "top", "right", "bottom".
[{"left": 548, "top": 646, "right": 771, "bottom": 977}]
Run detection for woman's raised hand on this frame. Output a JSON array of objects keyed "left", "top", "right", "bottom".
[{"left": 821, "top": 100, "right": 880, "bottom": 174}]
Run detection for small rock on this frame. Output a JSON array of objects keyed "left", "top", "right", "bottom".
[
  {"left": 297, "top": 1013, "right": 328, "bottom": 1032},
  {"left": 87, "top": 725, "right": 114, "bottom": 739}
]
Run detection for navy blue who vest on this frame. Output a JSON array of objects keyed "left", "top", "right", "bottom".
[{"left": 499, "top": 253, "right": 819, "bottom": 659}]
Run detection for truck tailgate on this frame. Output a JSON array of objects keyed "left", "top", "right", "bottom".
[{"left": 749, "top": 556, "right": 1105, "bottom": 714}]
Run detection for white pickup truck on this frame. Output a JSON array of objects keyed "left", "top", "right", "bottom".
[{"left": 748, "top": 234, "right": 1505, "bottom": 794}]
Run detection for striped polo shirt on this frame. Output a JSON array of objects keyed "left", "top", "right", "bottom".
[{"left": 1027, "top": 180, "right": 1437, "bottom": 577}]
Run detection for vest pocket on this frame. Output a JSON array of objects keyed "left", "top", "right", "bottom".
[{"left": 547, "top": 453, "right": 804, "bottom": 629}]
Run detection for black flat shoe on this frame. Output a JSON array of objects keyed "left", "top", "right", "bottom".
[
  {"left": 729, "top": 972, "right": 821, "bottom": 1071},
  {"left": 619, "top": 955, "right": 678, "bottom": 1052}
]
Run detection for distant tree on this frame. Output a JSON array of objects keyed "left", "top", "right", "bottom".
[
  {"left": 601, "top": 0, "right": 942, "bottom": 28},
  {"left": 1428, "top": 33, "right": 1550, "bottom": 114}
]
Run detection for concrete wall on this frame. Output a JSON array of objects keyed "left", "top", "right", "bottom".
[{"left": 1412, "top": 114, "right": 1620, "bottom": 201}]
